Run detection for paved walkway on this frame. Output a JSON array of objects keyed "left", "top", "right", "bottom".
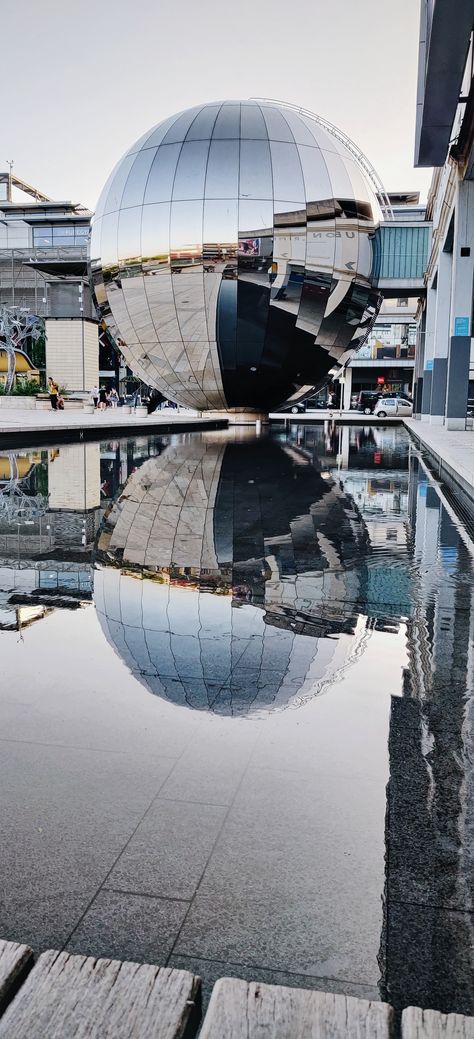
[
  {"left": 405, "top": 417, "right": 474, "bottom": 501},
  {"left": 0, "top": 407, "right": 227, "bottom": 445}
]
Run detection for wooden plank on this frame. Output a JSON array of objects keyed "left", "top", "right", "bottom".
[
  {"left": 0, "top": 939, "right": 33, "bottom": 1012},
  {"left": 0, "top": 950, "right": 201, "bottom": 1039},
  {"left": 403, "top": 1007, "right": 474, "bottom": 1039},
  {"left": 200, "top": 977, "right": 394, "bottom": 1039}
]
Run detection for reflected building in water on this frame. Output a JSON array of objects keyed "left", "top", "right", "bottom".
[
  {"left": 0, "top": 425, "right": 473, "bottom": 1013},
  {"left": 379, "top": 451, "right": 474, "bottom": 1014},
  {"left": 94, "top": 430, "right": 413, "bottom": 715},
  {"left": 0, "top": 436, "right": 169, "bottom": 629}
]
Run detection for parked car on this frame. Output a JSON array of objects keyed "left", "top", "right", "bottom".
[
  {"left": 281, "top": 394, "right": 328, "bottom": 414},
  {"left": 373, "top": 397, "right": 413, "bottom": 417},
  {"left": 354, "top": 390, "right": 413, "bottom": 414},
  {"left": 354, "top": 391, "right": 384, "bottom": 414}
]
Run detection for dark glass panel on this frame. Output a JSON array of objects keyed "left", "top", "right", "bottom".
[{"left": 52, "top": 225, "right": 74, "bottom": 238}]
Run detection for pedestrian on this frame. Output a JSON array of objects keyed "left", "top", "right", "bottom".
[
  {"left": 99, "top": 385, "right": 108, "bottom": 411},
  {"left": 108, "top": 387, "right": 119, "bottom": 408},
  {"left": 48, "top": 377, "right": 59, "bottom": 410},
  {"left": 91, "top": 384, "right": 99, "bottom": 409}
]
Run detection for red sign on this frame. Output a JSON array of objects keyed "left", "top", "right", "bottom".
[{"left": 376, "top": 376, "right": 385, "bottom": 385}]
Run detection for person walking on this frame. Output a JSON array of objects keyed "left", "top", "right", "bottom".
[
  {"left": 108, "top": 387, "right": 119, "bottom": 408},
  {"left": 48, "top": 377, "right": 59, "bottom": 410},
  {"left": 99, "top": 385, "right": 108, "bottom": 411},
  {"left": 91, "top": 384, "right": 99, "bottom": 409}
]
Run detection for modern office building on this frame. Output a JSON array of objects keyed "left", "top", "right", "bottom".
[
  {"left": 413, "top": 0, "right": 474, "bottom": 427},
  {"left": 341, "top": 194, "right": 430, "bottom": 408},
  {"left": 0, "top": 172, "right": 99, "bottom": 391}
]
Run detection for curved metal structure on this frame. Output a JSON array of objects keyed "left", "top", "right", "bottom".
[
  {"left": 90, "top": 100, "right": 383, "bottom": 412},
  {"left": 93, "top": 434, "right": 374, "bottom": 716},
  {"left": 251, "top": 99, "right": 394, "bottom": 221}
]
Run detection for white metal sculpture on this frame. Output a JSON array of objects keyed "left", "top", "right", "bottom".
[
  {"left": 0, "top": 452, "right": 47, "bottom": 526},
  {"left": 0, "top": 306, "right": 42, "bottom": 393}
]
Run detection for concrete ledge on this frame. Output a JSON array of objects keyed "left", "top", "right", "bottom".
[
  {"left": 0, "top": 409, "right": 228, "bottom": 448},
  {"left": 0, "top": 397, "right": 36, "bottom": 410},
  {"left": 404, "top": 417, "right": 474, "bottom": 507}
]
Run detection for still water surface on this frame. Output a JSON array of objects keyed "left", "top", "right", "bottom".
[{"left": 0, "top": 424, "right": 473, "bottom": 1012}]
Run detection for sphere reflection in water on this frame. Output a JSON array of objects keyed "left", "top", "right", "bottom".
[
  {"left": 93, "top": 435, "right": 370, "bottom": 715},
  {"left": 90, "top": 100, "right": 382, "bottom": 413}
]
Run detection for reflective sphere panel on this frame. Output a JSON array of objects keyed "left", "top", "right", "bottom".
[{"left": 90, "top": 101, "right": 382, "bottom": 411}]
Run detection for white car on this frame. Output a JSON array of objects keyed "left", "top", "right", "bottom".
[{"left": 373, "top": 397, "right": 413, "bottom": 418}]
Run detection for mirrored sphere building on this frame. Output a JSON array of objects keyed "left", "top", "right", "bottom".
[
  {"left": 93, "top": 433, "right": 383, "bottom": 716},
  {"left": 90, "top": 100, "right": 383, "bottom": 412}
]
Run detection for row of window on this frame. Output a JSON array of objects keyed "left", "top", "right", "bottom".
[{"left": 32, "top": 224, "right": 89, "bottom": 248}]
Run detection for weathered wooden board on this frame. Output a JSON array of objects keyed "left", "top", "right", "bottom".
[
  {"left": 0, "top": 950, "right": 201, "bottom": 1038},
  {"left": 200, "top": 977, "right": 394, "bottom": 1039},
  {"left": 403, "top": 1007, "right": 474, "bottom": 1039},
  {"left": 0, "top": 939, "right": 33, "bottom": 1012}
]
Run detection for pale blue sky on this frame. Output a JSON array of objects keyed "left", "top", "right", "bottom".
[{"left": 3, "top": 0, "right": 432, "bottom": 209}]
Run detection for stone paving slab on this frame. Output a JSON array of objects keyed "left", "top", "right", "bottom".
[{"left": 405, "top": 419, "right": 474, "bottom": 502}]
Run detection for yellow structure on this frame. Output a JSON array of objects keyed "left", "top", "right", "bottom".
[{"left": 0, "top": 348, "right": 40, "bottom": 387}]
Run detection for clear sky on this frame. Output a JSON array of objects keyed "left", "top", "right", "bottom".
[{"left": 3, "top": 0, "right": 432, "bottom": 210}]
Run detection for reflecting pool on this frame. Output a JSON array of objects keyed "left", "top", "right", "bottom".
[{"left": 0, "top": 424, "right": 473, "bottom": 1013}]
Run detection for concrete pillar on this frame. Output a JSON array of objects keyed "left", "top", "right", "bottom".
[
  {"left": 45, "top": 318, "right": 99, "bottom": 392},
  {"left": 413, "top": 309, "right": 426, "bottom": 418},
  {"left": 342, "top": 365, "right": 352, "bottom": 411},
  {"left": 445, "top": 179, "right": 474, "bottom": 429},
  {"left": 446, "top": 336, "right": 470, "bottom": 429},
  {"left": 338, "top": 424, "right": 350, "bottom": 467},
  {"left": 48, "top": 443, "right": 100, "bottom": 511},
  {"left": 421, "top": 283, "right": 436, "bottom": 422},
  {"left": 429, "top": 248, "right": 452, "bottom": 424}
]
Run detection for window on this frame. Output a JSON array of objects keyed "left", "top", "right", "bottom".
[
  {"left": 32, "top": 223, "right": 89, "bottom": 247},
  {"left": 397, "top": 298, "right": 408, "bottom": 307}
]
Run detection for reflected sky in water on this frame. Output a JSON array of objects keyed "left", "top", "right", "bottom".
[{"left": 0, "top": 424, "right": 473, "bottom": 1014}]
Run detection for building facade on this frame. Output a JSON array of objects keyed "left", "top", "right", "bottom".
[
  {"left": 0, "top": 172, "right": 99, "bottom": 392},
  {"left": 341, "top": 195, "right": 430, "bottom": 409},
  {"left": 413, "top": 0, "right": 474, "bottom": 428}
]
